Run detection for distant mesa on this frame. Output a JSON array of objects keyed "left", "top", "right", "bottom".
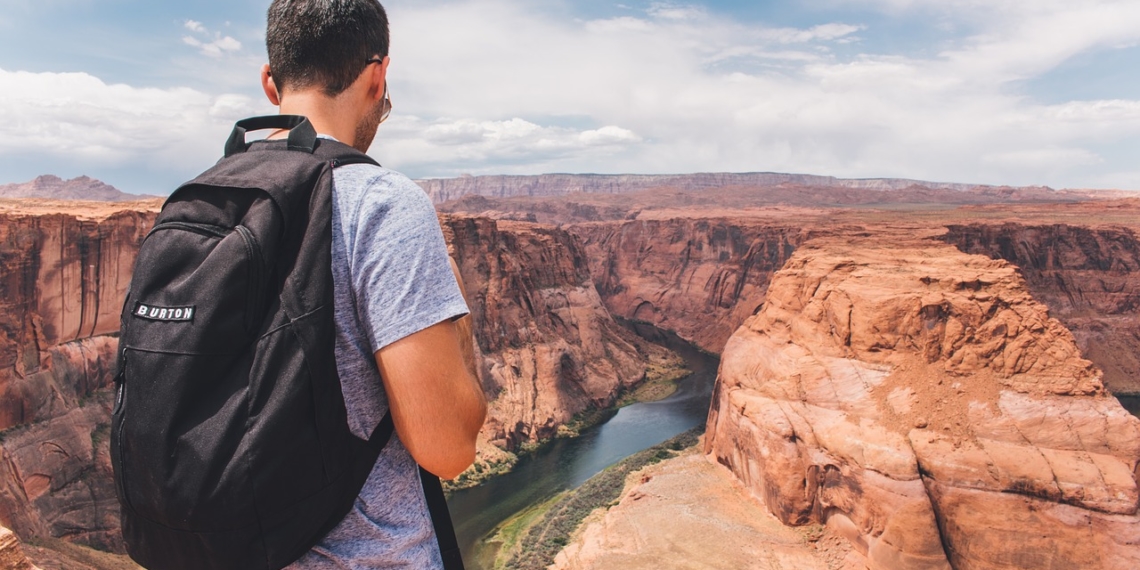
[
  {"left": 0, "top": 175, "right": 154, "bottom": 202},
  {"left": 417, "top": 171, "right": 1058, "bottom": 204}
]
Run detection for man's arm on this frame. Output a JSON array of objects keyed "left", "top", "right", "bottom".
[
  {"left": 448, "top": 257, "right": 480, "bottom": 381},
  {"left": 374, "top": 258, "right": 485, "bottom": 480}
]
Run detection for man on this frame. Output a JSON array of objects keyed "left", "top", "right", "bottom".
[{"left": 260, "top": 1, "right": 487, "bottom": 567}]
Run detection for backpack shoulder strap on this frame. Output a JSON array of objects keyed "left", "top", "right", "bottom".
[{"left": 420, "top": 468, "right": 465, "bottom": 570}]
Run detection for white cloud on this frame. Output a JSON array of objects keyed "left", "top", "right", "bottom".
[
  {"left": 364, "top": 0, "right": 1140, "bottom": 188},
  {"left": 375, "top": 117, "right": 642, "bottom": 171},
  {"left": 647, "top": 3, "right": 707, "bottom": 21},
  {"left": 0, "top": 67, "right": 267, "bottom": 168},
  {"left": 765, "top": 23, "right": 864, "bottom": 44},
  {"left": 181, "top": 20, "right": 242, "bottom": 58},
  {"left": 183, "top": 35, "right": 242, "bottom": 57}
]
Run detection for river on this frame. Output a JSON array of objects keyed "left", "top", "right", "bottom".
[{"left": 445, "top": 323, "right": 720, "bottom": 569}]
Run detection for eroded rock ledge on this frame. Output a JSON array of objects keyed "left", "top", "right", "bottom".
[
  {"left": 705, "top": 234, "right": 1140, "bottom": 569},
  {"left": 944, "top": 223, "right": 1140, "bottom": 394},
  {"left": 571, "top": 217, "right": 809, "bottom": 353}
]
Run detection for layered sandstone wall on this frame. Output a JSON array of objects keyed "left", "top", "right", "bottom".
[
  {"left": 441, "top": 215, "right": 673, "bottom": 456},
  {"left": 0, "top": 211, "right": 153, "bottom": 430},
  {"left": 0, "top": 210, "right": 155, "bottom": 552},
  {"left": 706, "top": 235, "right": 1140, "bottom": 569},
  {"left": 944, "top": 223, "right": 1140, "bottom": 394},
  {"left": 570, "top": 218, "right": 808, "bottom": 354}
]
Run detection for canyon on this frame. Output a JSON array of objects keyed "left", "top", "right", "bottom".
[
  {"left": 439, "top": 214, "right": 679, "bottom": 481},
  {"left": 438, "top": 191, "right": 1140, "bottom": 568},
  {"left": 3, "top": 171, "right": 1140, "bottom": 568},
  {"left": 943, "top": 223, "right": 1140, "bottom": 394}
]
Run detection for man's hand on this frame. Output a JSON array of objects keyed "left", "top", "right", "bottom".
[{"left": 374, "top": 257, "right": 485, "bottom": 480}]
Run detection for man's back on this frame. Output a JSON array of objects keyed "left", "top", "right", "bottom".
[{"left": 287, "top": 161, "right": 470, "bottom": 569}]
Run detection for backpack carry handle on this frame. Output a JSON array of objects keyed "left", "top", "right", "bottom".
[{"left": 225, "top": 115, "right": 319, "bottom": 157}]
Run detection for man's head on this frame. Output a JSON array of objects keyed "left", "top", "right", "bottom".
[
  {"left": 262, "top": 0, "right": 391, "bottom": 151},
  {"left": 266, "top": 0, "right": 389, "bottom": 97}
]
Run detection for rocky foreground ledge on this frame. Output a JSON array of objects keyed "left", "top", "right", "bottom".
[{"left": 705, "top": 233, "right": 1140, "bottom": 569}]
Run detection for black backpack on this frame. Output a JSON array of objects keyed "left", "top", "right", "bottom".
[{"left": 110, "top": 116, "right": 463, "bottom": 570}]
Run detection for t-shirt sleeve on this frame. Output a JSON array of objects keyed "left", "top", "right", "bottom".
[{"left": 348, "top": 173, "right": 470, "bottom": 353}]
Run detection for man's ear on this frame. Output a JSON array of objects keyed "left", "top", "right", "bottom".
[
  {"left": 261, "top": 64, "right": 282, "bottom": 106},
  {"left": 369, "top": 56, "right": 390, "bottom": 102}
]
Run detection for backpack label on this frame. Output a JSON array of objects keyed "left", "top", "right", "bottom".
[{"left": 133, "top": 303, "right": 195, "bottom": 322}]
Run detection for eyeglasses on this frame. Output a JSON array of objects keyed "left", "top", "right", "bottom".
[{"left": 365, "top": 57, "right": 392, "bottom": 124}]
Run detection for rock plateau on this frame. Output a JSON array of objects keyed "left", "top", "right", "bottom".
[
  {"left": 421, "top": 172, "right": 1046, "bottom": 204},
  {"left": 553, "top": 449, "right": 855, "bottom": 570},
  {"left": 0, "top": 525, "right": 39, "bottom": 570},
  {"left": 705, "top": 233, "right": 1140, "bottom": 569}
]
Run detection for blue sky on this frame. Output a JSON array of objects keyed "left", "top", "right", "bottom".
[{"left": 2, "top": 0, "right": 1140, "bottom": 194}]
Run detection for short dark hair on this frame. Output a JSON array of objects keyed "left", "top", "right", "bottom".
[{"left": 267, "top": 0, "right": 390, "bottom": 97}]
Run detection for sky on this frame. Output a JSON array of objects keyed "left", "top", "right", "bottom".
[{"left": 2, "top": 0, "right": 1140, "bottom": 195}]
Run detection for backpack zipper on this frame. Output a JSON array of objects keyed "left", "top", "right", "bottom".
[
  {"left": 112, "top": 350, "right": 134, "bottom": 511},
  {"left": 146, "top": 221, "right": 230, "bottom": 240},
  {"left": 234, "top": 225, "right": 266, "bottom": 332}
]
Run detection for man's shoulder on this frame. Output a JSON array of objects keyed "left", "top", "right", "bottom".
[
  {"left": 331, "top": 164, "right": 439, "bottom": 242},
  {"left": 333, "top": 163, "right": 427, "bottom": 203}
]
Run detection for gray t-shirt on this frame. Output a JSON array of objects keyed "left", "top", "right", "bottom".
[{"left": 287, "top": 161, "right": 469, "bottom": 569}]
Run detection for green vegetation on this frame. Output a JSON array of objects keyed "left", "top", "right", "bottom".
[
  {"left": 554, "top": 407, "right": 618, "bottom": 440},
  {"left": 443, "top": 451, "right": 519, "bottom": 493},
  {"left": 616, "top": 365, "right": 690, "bottom": 408},
  {"left": 489, "top": 427, "right": 703, "bottom": 570}
]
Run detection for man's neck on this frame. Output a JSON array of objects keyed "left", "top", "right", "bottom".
[{"left": 274, "top": 91, "right": 361, "bottom": 149}]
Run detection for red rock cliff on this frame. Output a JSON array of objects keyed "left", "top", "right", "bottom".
[
  {"left": 944, "top": 223, "right": 1140, "bottom": 394},
  {"left": 570, "top": 216, "right": 808, "bottom": 354},
  {"left": 0, "top": 208, "right": 156, "bottom": 552},
  {"left": 706, "top": 233, "right": 1140, "bottom": 569},
  {"left": 441, "top": 215, "right": 673, "bottom": 457}
]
